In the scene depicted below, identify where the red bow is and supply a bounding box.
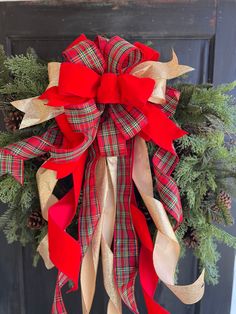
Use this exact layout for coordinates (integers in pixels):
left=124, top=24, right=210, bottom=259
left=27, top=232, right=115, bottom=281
left=40, top=62, right=155, bottom=111
left=40, top=62, right=186, bottom=155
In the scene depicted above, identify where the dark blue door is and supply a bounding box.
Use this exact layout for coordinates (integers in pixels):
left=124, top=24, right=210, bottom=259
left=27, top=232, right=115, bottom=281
left=0, top=1, right=235, bottom=313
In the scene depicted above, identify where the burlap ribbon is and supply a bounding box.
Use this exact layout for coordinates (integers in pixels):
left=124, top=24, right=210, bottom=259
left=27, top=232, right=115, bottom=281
left=132, top=136, right=205, bottom=304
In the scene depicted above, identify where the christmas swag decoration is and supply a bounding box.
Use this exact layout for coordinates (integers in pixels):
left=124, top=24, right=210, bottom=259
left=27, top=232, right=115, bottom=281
left=1, top=34, right=235, bottom=314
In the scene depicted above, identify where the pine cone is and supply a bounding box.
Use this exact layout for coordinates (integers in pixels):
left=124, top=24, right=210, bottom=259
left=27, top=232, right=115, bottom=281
left=27, top=211, right=46, bottom=230
left=183, top=227, right=199, bottom=249
left=210, top=191, right=233, bottom=225
left=4, top=110, right=24, bottom=132
left=217, top=191, right=232, bottom=209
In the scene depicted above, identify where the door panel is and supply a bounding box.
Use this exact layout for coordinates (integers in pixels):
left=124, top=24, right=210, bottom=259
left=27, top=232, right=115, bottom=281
left=0, top=1, right=235, bottom=313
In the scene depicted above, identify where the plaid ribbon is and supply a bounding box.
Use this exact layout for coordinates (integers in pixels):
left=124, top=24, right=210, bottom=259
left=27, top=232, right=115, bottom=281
left=63, top=36, right=105, bottom=75
left=153, top=149, right=182, bottom=223
left=0, top=125, right=62, bottom=183
left=152, top=87, right=183, bottom=223
left=79, top=141, right=100, bottom=255
left=114, top=138, right=139, bottom=313
left=51, top=272, right=69, bottom=314
left=0, top=34, right=186, bottom=314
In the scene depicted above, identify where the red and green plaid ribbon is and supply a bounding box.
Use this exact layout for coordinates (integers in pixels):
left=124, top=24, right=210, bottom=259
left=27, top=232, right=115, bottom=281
left=114, top=138, right=139, bottom=313
left=153, top=87, right=183, bottom=223
left=0, top=125, right=62, bottom=183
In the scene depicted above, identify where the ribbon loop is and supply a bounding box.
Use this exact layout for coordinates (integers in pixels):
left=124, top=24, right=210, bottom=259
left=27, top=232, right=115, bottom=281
left=59, top=62, right=101, bottom=98
left=63, top=36, right=106, bottom=74
left=104, top=36, right=143, bottom=73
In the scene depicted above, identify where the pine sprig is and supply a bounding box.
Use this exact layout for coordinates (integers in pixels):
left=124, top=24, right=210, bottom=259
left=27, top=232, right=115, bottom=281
left=0, top=45, right=10, bottom=89
left=210, top=224, right=236, bottom=249
left=173, top=83, right=236, bottom=284
left=0, top=52, right=48, bottom=99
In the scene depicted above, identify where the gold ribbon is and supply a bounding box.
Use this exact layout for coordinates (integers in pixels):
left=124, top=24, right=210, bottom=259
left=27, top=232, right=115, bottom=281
left=36, top=166, right=58, bottom=269
left=11, top=53, right=193, bottom=129
left=11, top=62, right=63, bottom=129
left=80, top=157, right=121, bottom=314
left=101, top=157, right=122, bottom=314
left=132, top=136, right=205, bottom=304
left=37, top=234, right=54, bottom=270
left=131, top=51, right=194, bottom=104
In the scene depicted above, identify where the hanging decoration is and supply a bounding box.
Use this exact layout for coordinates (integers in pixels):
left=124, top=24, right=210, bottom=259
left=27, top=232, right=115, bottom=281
left=0, top=34, right=210, bottom=314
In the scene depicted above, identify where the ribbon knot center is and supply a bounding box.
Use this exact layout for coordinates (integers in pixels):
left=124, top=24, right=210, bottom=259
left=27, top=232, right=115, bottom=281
left=57, top=62, right=156, bottom=110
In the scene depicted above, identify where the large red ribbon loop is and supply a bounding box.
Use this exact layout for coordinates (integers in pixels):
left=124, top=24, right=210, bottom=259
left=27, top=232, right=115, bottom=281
left=40, top=62, right=155, bottom=111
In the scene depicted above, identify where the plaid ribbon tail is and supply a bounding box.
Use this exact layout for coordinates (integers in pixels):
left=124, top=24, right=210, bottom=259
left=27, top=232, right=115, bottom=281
left=79, top=142, right=101, bottom=255
left=151, top=88, right=185, bottom=224
left=0, top=125, right=62, bottom=184
left=153, top=148, right=183, bottom=224
left=51, top=272, right=69, bottom=314
left=0, top=153, right=24, bottom=184
left=113, top=139, right=139, bottom=314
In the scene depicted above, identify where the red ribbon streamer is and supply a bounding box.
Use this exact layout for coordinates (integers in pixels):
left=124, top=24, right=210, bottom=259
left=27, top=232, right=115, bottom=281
left=44, top=114, right=88, bottom=290
left=131, top=204, right=170, bottom=314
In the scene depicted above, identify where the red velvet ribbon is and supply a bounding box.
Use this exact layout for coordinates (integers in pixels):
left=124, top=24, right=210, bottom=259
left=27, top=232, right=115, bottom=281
left=40, top=62, right=155, bottom=111
left=40, top=62, right=186, bottom=156
left=131, top=204, right=169, bottom=314
left=43, top=114, right=88, bottom=291
left=141, top=103, right=187, bottom=155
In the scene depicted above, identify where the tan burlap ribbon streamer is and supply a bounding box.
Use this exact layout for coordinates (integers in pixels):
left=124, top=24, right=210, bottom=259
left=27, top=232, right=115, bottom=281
left=12, top=62, right=63, bottom=128
left=81, top=157, right=121, bottom=314
left=36, top=167, right=58, bottom=269
left=35, top=159, right=122, bottom=313
left=132, top=136, right=205, bottom=304
left=131, top=51, right=193, bottom=104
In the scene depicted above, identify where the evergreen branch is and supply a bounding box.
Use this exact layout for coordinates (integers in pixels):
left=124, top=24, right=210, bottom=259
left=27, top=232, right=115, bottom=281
left=210, top=225, right=236, bottom=249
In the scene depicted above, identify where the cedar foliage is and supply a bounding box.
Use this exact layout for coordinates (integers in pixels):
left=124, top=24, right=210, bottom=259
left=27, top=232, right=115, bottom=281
left=173, top=82, right=236, bottom=284
left=0, top=46, right=235, bottom=283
